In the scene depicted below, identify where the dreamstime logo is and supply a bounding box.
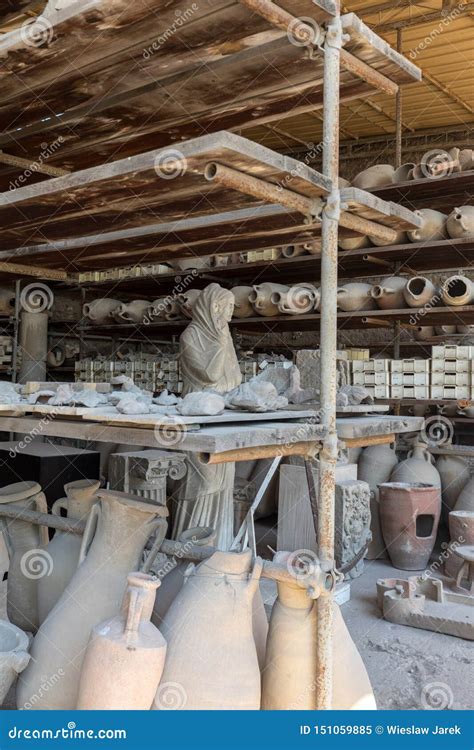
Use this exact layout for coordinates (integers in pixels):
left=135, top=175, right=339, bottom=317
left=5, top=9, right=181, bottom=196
left=286, top=548, right=319, bottom=583
left=421, top=415, right=454, bottom=447
left=421, top=681, right=454, bottom=710
left=154, top=416, right=186, bottom=447
left=20, top=549, right=53, bottom=580
left=155, top=681, right=187, bottom=710
left=22, top=669, right=65, bottom=710
left=20, top=283, right=54, bottom=313
left=284, top=286, right=317, bottom=314
left=20, top=17, right=54, bottom=47
left=287, top=16, right=321, bottom=47
left=154, top=149, right=187, bottom=180
left=419, top=149, right=455, bottom=179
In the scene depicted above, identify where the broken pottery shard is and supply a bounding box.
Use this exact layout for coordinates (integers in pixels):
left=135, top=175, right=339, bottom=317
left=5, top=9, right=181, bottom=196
left=225, top=380, right=288, bottom=412
left=177, top=392, right=225, bottom=416
left=153, top=389, right=181, bottom=406
left=255, top=364, right=316, bottom=404
left=71, top=390, right=108, bottom=408
left=116, top=397, right=151, bottom=415
left=48, top=384, right=74, bottom=405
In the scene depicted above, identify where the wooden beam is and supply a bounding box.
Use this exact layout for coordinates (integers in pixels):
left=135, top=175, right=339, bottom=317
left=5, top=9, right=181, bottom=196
left=0, top=150, right=70, bottom=178
left=0, top=261, right=68, bottom=280
left=365, top=97, right=415, bottom=132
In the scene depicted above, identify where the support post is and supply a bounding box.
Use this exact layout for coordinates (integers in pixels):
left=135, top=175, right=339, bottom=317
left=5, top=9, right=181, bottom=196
left=395, top=29, right=403, bottom=168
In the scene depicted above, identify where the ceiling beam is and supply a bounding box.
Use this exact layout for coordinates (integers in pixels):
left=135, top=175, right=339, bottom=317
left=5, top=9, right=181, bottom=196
left=0, top=150, right=70, bottom=177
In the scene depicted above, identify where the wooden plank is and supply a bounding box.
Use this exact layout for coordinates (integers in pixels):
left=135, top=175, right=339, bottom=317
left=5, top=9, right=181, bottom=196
left=0, top=261, right=68, bottom=280
left=335, top=415, right=423, bottom=439
left=85, top=408, right=318, bottom=426
left=340, top=187, right=422, bottom=229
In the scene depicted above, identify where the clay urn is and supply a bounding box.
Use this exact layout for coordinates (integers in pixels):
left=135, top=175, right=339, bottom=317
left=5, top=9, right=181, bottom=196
left=0, top=620, right=30, bottom=706
left=0, top=287, right=16, bottom=317
left=435, top=454, right=470, bottom=517
left=414, top=326, right=435, bottom=341
left=231, top=286, right=254, bottom=318
left=358, top=443, right=398, bottom=560
left=147, top=297, right=168, bottom=322
left=392, top=163, right=416, bottom=183
left=83, top=298, right=121, bottom=325
left=441, top=274, right=474, bottom=306
left=407, top=209, right=448, bottom=242
left=389, top=442, right=441, bottom=490
left=445, top=510, right=474, bottom=580
left=371, top=276, right=407, bottom=309
left=163, top=298, right=183, bottom=320
left=271, top=284, right=319, bottom=315
left=249, top=283, right=289, bottom=317
left=459, top=148, right=474, bottom=171
left=454, top=476, right=474, bottom=513
left=434, top=325, right=457, bottom=335
left=446, top=206, right=474, bottom=239
left=169, top=256, right=210, bottom=271
left=352, top=164, right=395, bottom=189
left=379, top=482, right=441, bottom=570
left=338, top=235, right=370, bottom=251
left=281, top=244, right=306, bottom=258
left=458, top=405, right=474, bottom=419
left=457, top=325, right=474, bottom=334
left=403, top=276, right=438, bottom=308
left=178, top=289, right=201, bottom=319
left=336, top=282, right=376, bottom=312
left=368, top=230, right=408, bottom=247
left=113, top=300, right=149, bottom=324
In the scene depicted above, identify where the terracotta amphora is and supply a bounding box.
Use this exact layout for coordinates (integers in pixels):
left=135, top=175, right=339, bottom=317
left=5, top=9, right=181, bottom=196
left=371, top=276, right=407, bottom=309
left=17, top=490, right=166, bottom=710
left=338, top=235, right=370, bottom=251
left=352, top=164, right=395, bottom=189
left=392, top=163, right=416, bottom=183
left=408, top=209, right=447, bottom=242
left=435, top=325, right=457, bottom=335
left=446, top=206, right=474, bottom=239
left=281, top=244, right=306, bottom=258
left=369, top=230, right=408, bottom=247
left=435, top=455, right=470, bottom=517
left=337, top=283, right=375, bottom=312
left=83, top=298, right=121, bottom=325
left=231, top=286, right=254, bottom=318
left=414, top=326, right=435, bottom=341
left=403, top=276, right=438, bottom=308
left=249, top=283, right=289, bottom=317
left=162, top=298, right=183, bottom=320
left=441, top=275, right=474, bottom=306
left=272, top=285, right=318, bottom=315
left=0, top=620, right=30, bottom=706
left=454, top=476, right=474, bottom=513
left=389, top=442, right=441, bottom=489
left=379, top=482, right=441, bottom=570
left=0, top=482, right=48, bottom=633
left=261, top=552, right=376, bottom=710
left=457, top=325, right=474, bottom=334
left=153, top=549, right=262, bottom=710
left=358, top=443, right=398, bottom=559
left=445, top=511, right=474, bottom=580
left=113, top=300, right=149, bottom=324
left=37, top=479, right=100, bottom=623
left=459, top=149, right=474, bottom=171
left=177, top=289, right=201, bottom=319
left=76, top=573, right=166, bottom=710
left=0, top=287, right=16, bottom=317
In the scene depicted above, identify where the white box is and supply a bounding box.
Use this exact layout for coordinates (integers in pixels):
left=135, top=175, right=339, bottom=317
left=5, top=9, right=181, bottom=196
left=431, top=371, right=470, bottom=386
left=431, top=358, right=470, bottom=373
left=431, top=385, right=470, bottom=400
left=432, top=345, right=474, bottom=359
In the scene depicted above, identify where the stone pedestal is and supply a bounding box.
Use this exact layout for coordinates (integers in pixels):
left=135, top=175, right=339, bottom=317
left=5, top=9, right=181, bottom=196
left=109, top=450, right=187, bottom=506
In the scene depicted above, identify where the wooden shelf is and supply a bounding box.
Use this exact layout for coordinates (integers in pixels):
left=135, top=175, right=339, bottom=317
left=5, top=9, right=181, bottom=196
left=372, top=170, right=474, bottom=214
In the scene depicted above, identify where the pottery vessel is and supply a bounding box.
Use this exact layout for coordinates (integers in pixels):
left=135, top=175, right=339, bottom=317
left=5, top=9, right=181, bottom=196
left=0, top=482, right=48, bottom=633
left=371, top=276, right=407, bottom=309
left=358, top=443, right=398, bottom=559
left=0, top=620, right=30, bottom=706
left=403, top=276, right=439, bottom=308
left=146, top=297, right=168, bottom=322
left=379, top=482, right=441, bottom=570
left=281, top=244, right=306, bottom=258
left=458, top=406, right=474, bottom=418
left=83, top=298, right=121, bottom=325
left=457, top=325, right=474, bottom=334
left=390, top=442, right=441, bottom=490
left=178, top=289, right=201, bottom=319
left=408, top=209, right=447, bottom=242
left=352, top=164, right=394, bottom=189
left=414, top=326, right=435, bottom=341
left=169, top=256, right=211, bottom=271
left=441, top=274, right=474, bottom=306
left=17, top=490, right=165, bottom=710
left=369, top=230, right=408, bottom=247
left=272, top=285, right=318, bottom=315
left=261, top=552, right=376, bottom=709
left=162, top=298, right=183, bottom=320
left=392, top=163, right=415, bottom=183
left=454, top=477, right=474, bottom=513
left=77, top=573, right=166, bottom=710
left=459, top=148, right=474, bottom=171
left=445, top=511, right=474, bottom=580
left=37, top=479, right=100, bottom=623
left=0, top=287, right=16, bottom=317
left=113, top=300, right=149, bottom=324
left=446, top=206, right=474, bottom=239
left=435, top=455, right=470, bottom=516
left=249, top=283, right=289, bottom=317
left=231, top=286, right=254, bottom=318
left=435, top=325, right=457, bottom=335
left=338, top=235, right=370, bottom=251
left=337, top=283, right=375, bottom=312
left=154, top=550, right=262, bottom=710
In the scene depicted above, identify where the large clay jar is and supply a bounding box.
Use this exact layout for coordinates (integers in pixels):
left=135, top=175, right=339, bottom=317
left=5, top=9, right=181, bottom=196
left=435, top=325, right=457, bottom=335
left=272, top=285, right=318, bottom=315
left=352, top=164, right=394, bottom=189
left=0, top=287, right=16, bottom=317
left=162, top=298, right=182, bottom=320
left=446, top=206, right=474, bottom=239
left=146, top=297, right=168, bottom=322
left=358, top=443, right=398, bottom=559
left=17, top=490, right=165, bottom=710
left=0, top=482, right=48, bottom=633
left=337, top=283, right=375, bottom=312
left=403, top=276, right=438, bottom=308
left=261, top=552, right=376, bottom=710
left=83, top=298, right=121, bottom=325
left=408, top=209, right=447, bottom=242
left=392, top=163, right=415, bottom=183
left=37, top=479, right=100, bottom=623
left=153, top=550, right=262, bottom=710
left=445, top=511, right=474, bottom=580
left=454, top=477, right=474, bottom=513
left=231, top=286, right=254, bottom=318
left=389, top=442, right=441, bottom=490
left=281, top=244, right=306, bottom=258
left=0, top=620, right=30, bottom=706
left=379, top=482, right=441, bottom=570
left=369, top=230, right=408, bottom=247
left=338, top=235, right=370, bottom=251
left=414, top=326, right=435, bottom=341
left=77, top=573, right=166, bottom=710
left=441, top=274, right=474, bottom=306
left=457, top=325, right=474, bottom=334
left=371, top=276, right=407, bottom=309
left=249, top=283, right=289, bottom=317
left=113, top=300, right=149, bottom=324
left=178, top=289, right=201, bottom=319
left=435, top=455, right=470, bottom=517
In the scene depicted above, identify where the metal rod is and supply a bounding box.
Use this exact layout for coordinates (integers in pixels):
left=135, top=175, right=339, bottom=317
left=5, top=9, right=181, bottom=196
left=362, top=253, right=393, bottom=269
left=342, top=433, right=396, bottom=449
left=339, top=212, right=398, bottom=243
left=0, top=504, right=86, bottom=534
left=339, top=49, right=398, bottom=96
left=198, top=440, right=320, bottom=465
left=238, top=0, right=315, bottom=44
left=361, top=316, right=393, bottom=327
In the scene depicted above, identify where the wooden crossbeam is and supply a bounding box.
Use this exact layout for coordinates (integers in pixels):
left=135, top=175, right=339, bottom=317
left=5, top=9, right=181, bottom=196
left=0, top=150, right=70, bottom=178
left=0, top=261, right=68, bottom=281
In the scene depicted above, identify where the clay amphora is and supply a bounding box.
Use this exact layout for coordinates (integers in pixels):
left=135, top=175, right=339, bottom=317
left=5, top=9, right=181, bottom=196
left=37, top=479, right=100, bottom=623
left=177, top=289, right=201, bottom=319
left=379, top=482, right=441, bottom=570
left=445, top=511, right=474, bottom=580
left=358, top=443, right=398, bottom=559
left=113, top=300, right=149, bottom=324
left=389, top=442, right=441, bottom=489
left=83, top=298, right=121, bottom=325
left=0, top=287, right=16, bottom=317
left=459, top=148, right=474, bottom=171
left=231, top=286, right=254, bottom=318
left=408, top=209, right=447, bottom=242
left=435, top=455, right=470, bottom=516
left=458, top=406, right=474, bottom=419
left=169, top=256, right=210, bottom=271
left=371, top=276, right=407, bottom=309
left=352, top=164, right=395, bottom=189
left=261, top=552, right=376, bottom=710
left=154, top=550, right=262, bottom=710
left=435, top=325, right=457, bottom=335
left=457, top=325, right=474, bottom=334
left=338, top=235, right=370, bottom=251
left=162, top=298, right=182, bottom=320
left=77, top=573, right=166, bottom=710
left=249, top=283, right=289, bottom=317
left=0, top=620, right=30, bottom=706
left=272, top=285, right=318, bottom=315
left=403, top=276, right=438, bottom=308
left=414, top=326, right=435, bottom=341
left=336, top=283, right=375, bottom=312
left=441, top=274, right=474, bottom=306
left=0, top=482, right=48, bottom=633
left=369, top=230, right=408, bottom=247
left=446, top=206, right=474, bottom=239
left=454, top=476, right=474, bottom=513
left=281, top=244, right=306, bottom=258
left=392, top=163, right=415, bottom=183
left=17, top=490, right=165, bottom=710
left=146, top=297, right=168, bottom=322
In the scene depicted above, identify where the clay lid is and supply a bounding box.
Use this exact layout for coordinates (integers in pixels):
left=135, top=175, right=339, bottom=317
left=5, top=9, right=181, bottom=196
left=0, top=481, right=42, bottom=503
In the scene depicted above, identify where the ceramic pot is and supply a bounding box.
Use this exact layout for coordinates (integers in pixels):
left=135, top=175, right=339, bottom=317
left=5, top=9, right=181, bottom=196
left=47, top=344, right=66, bottom=368
left=337, top=283, right=375, bottom=312
left=169, top=256, right=211, bottom=271
left=358, top=444, right=398, bottom=560
left=146, top=297, right=168, bottom=322
left=338, top=235, right=370, bottom=251
left=154, top=550, right=262, bottom=710
left=371, top=276, right=407, bottom=309
left=281, top=245, right=306, bottom=258
left=439, top=403, right=459, bottom=417
left=454, top=477, right=474, bottom=513
left=392, top=163, right=416, bottom=183
left=77, top=573, right=166, bottom=710
left=271, top=285, right=318, bottom=315
left=178, top=289, right=201, bottom=319
left=441, top=275, right=474, bottom=306
left=17, top=490, right=165, bottom=710
left=249, top=283, right=289, bottom=317
left=446, top=206, right=474, bottom=239
left=0, top=482, right=48, bottom=633
left=457, top=325, right=474, bottom=334
left=0, top=287, right=16, bottom=317
left=112, top=300, right=149, bottom=324
left=83, top=298, right=121, bottom=325
left=379, top=482, right=441, bottom=570
left=162, top=298, right=183, bottom=320
left=352, top=164, right=395, bottom=189
left=403, top=276, right=438, bottom=308
left=435, top=455, right=470, bottom=517
left=458, top=406, right=474, bottom=418
left=390, top=442, right=441, bottom=489
left=37, top=479, right=100, bottom=623
left=261, top=552, right=376, bottom=709
left=231, top=286, right=254, bottom=318
left=445, top=511, right=474, bottom=580
left=368, top=230, right=408, bottom=247
left=408, top=209, right=447, bottom=242
left=435, top=325, right=457, bottom=335
left=414, top=326, right=435, bottom=341
left=0, top=620, right=30, bottom=706
left=459, top=148, right=474, bottom=171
